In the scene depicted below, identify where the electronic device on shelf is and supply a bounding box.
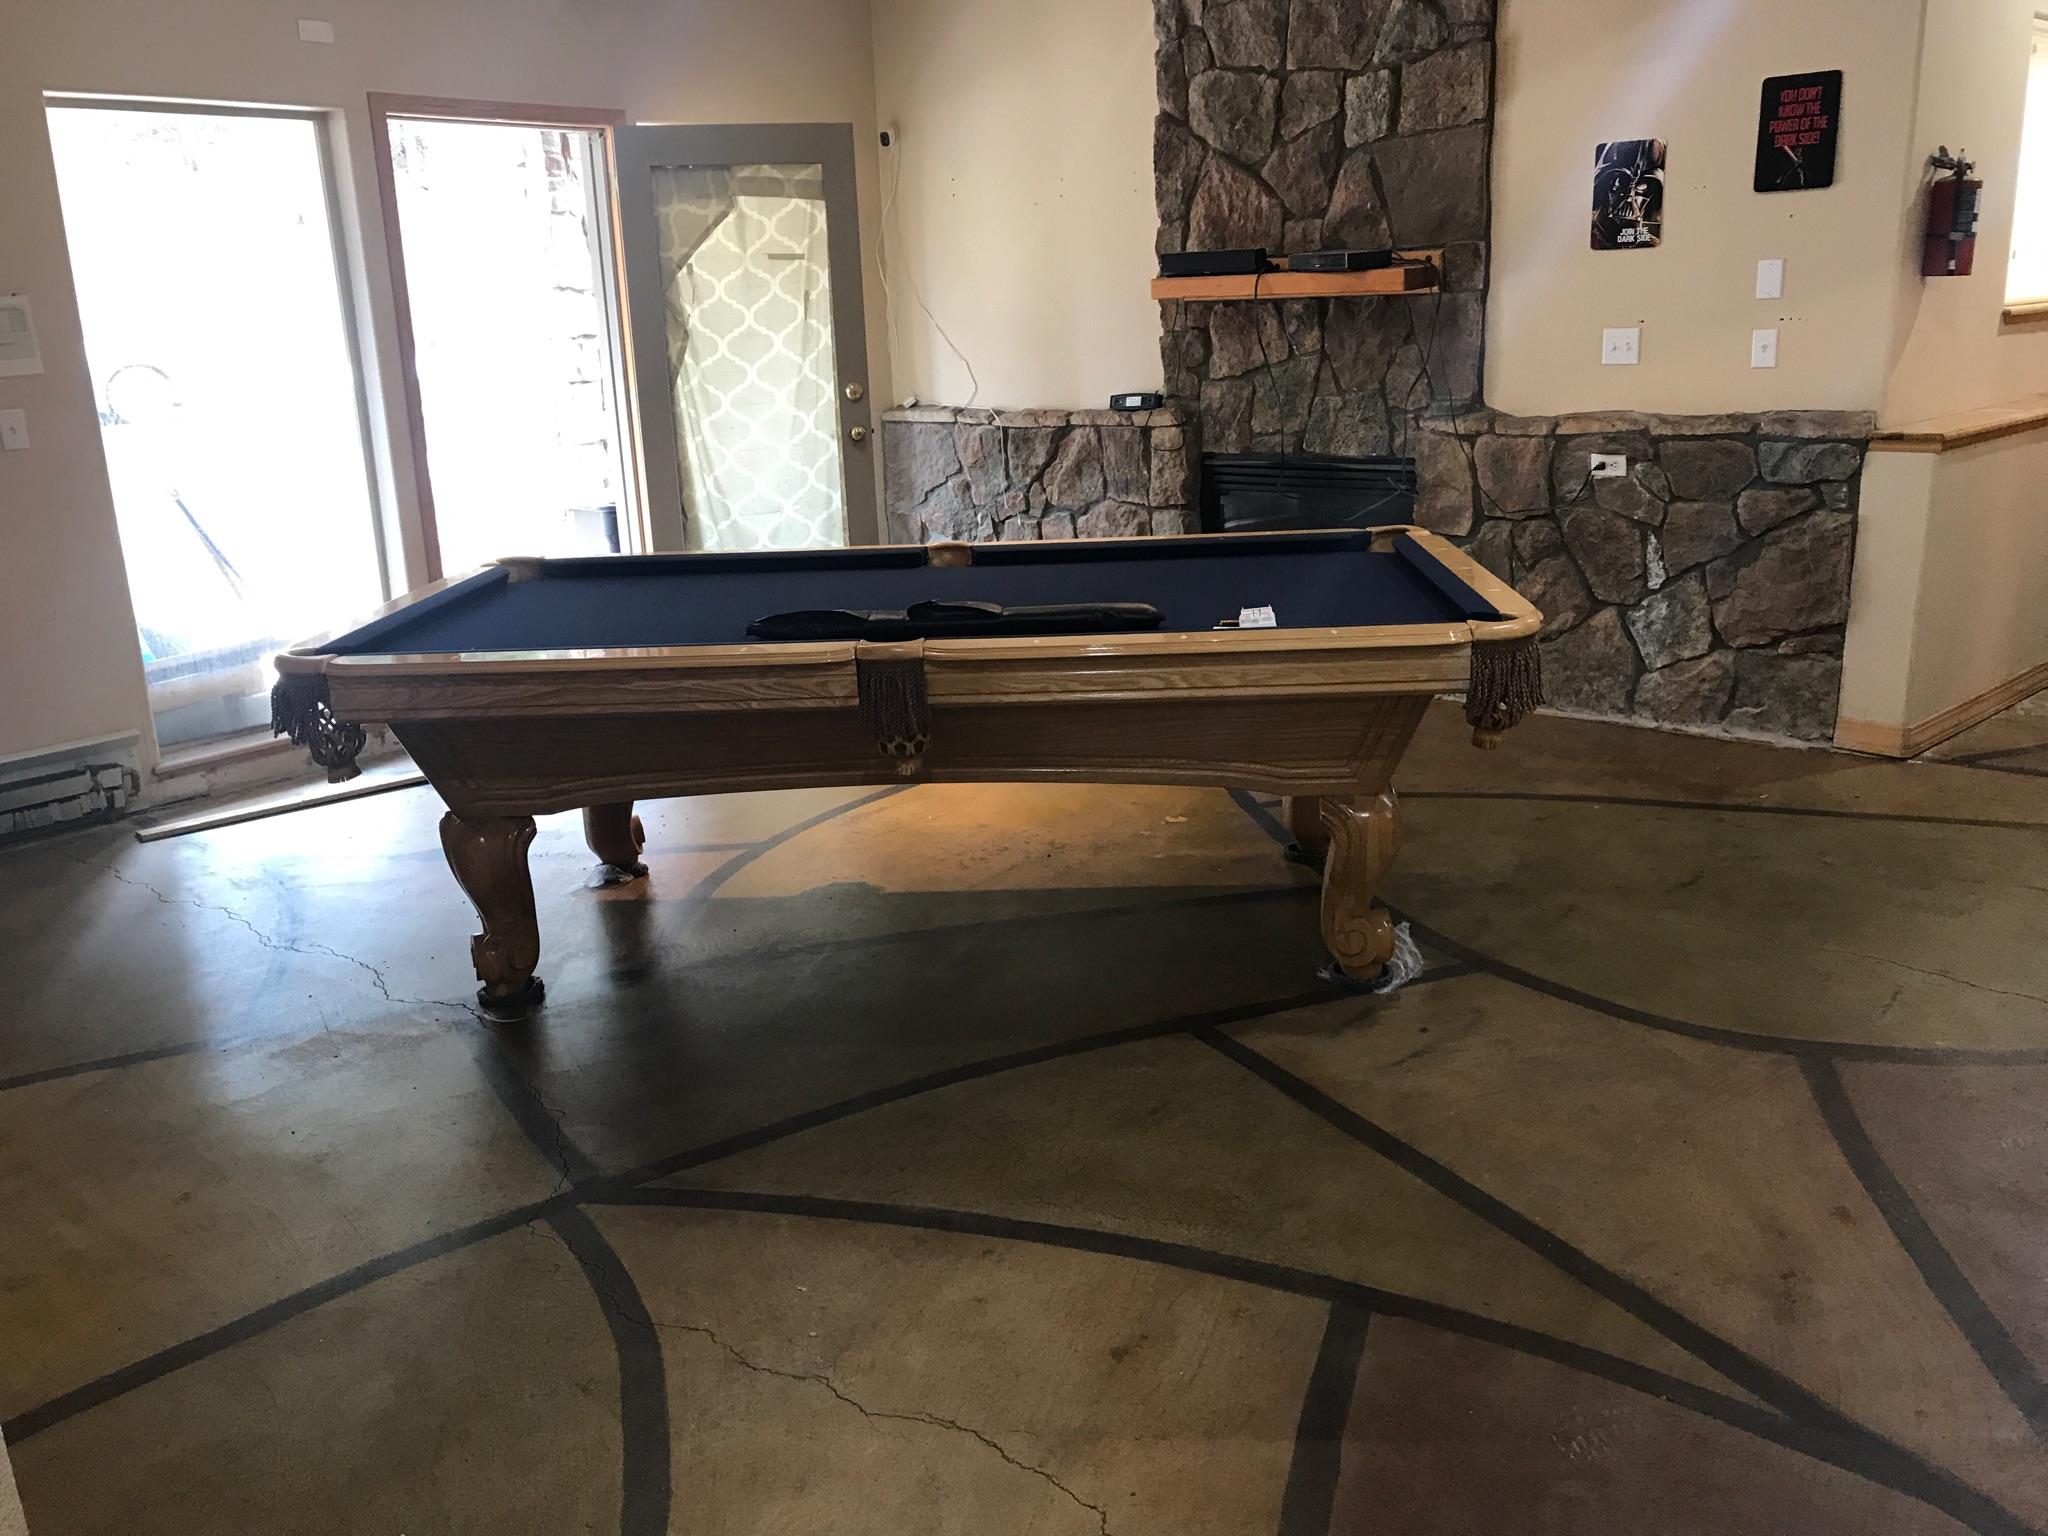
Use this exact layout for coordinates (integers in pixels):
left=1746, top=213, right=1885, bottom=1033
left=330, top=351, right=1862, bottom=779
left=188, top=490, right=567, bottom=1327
left=1110, top=392, right=1165, bottom=412
left=1158, top=248, right=1270, bottom=278
left=1285, top=249, right=1398, bottom=273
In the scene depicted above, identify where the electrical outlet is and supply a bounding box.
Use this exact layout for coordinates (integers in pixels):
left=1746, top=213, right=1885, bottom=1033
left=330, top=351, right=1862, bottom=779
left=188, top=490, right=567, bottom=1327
left=0, top=409, right=26, bottom=451
left=1601, top=327, right=1640, bottom=366
left=1589, top=453, right=1627, bottom=479
left=1756, top=258, right=1785, bottom=299
left=1751, top=328, right=1779, bottom=369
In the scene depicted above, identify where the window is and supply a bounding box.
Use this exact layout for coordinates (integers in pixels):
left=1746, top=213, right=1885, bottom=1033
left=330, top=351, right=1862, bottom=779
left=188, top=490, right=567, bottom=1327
left=2005, top=17, right=2048, bottom=304
left=46, top=100, right=386, bottom=750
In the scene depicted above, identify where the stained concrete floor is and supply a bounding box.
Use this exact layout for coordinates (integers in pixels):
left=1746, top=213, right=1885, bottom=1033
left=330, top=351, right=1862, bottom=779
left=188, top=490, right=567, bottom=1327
left=3, top=699, right=2047, bottom=1534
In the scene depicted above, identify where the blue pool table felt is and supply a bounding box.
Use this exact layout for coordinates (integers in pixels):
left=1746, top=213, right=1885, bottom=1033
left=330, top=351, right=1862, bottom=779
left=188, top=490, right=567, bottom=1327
left=328, top=532, right=1502, bottom=657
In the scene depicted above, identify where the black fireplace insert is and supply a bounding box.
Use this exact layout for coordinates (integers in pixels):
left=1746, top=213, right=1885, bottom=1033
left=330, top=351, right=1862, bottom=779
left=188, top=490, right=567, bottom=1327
left=1199, top=452, right=1417, bottom=534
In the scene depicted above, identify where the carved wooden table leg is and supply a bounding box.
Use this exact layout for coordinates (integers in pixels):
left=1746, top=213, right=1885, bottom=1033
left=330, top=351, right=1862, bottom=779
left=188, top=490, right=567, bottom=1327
left=1286, top=795, right=1331, bottom=868
left=439, top=812, right=544, bottom=1016
left=1318, top=791, right=1402, bottom=982
left=582, top=801, right=648, bottom=879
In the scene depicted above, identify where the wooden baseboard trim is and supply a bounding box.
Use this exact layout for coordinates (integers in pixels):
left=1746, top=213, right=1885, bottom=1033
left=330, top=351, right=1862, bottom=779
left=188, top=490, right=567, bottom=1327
left=1835, top=659, right=2048, bottom=757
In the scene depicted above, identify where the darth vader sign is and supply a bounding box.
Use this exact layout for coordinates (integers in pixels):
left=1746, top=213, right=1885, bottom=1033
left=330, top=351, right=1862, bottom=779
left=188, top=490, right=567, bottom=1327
left=1591, top=139, right=1666, bottom=250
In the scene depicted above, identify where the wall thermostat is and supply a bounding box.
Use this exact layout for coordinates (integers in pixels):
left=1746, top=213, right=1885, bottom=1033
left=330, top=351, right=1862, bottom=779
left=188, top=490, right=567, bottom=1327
left=1110, top=392, right=1164, bottom=412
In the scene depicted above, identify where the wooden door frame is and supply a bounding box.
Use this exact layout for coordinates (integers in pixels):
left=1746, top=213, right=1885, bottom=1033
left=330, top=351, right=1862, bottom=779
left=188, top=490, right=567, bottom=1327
left=613, top=122, right=878, bottom=552
left=367, top=94, right=632, bottom=583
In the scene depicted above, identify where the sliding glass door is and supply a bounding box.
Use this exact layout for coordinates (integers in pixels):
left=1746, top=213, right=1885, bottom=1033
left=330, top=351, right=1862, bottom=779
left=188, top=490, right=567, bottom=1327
left=371, top=99, right=640, bottom=576
left=46, top=100, right=385, bottom=750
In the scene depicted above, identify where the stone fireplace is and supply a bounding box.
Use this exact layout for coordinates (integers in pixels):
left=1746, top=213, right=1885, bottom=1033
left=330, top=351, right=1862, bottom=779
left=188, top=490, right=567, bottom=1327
left=881, top=0, right=1872, bottom=743
left=1154, top=0, right=1491, bottom=451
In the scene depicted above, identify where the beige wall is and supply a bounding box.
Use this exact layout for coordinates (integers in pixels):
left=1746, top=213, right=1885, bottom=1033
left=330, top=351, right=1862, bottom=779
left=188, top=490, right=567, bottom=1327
left=1880, top=0, right=2048, bottom=423
left=869, top=0, right=1158, bottom=412
left=0, top=0, right=885, bottom=764
left=1841, top=436, right=2048, bottom=735
left=1841, top=0, right=2048, bottom=746
left=861, top=0, right=2048, bottom=423
left=1488, top=0, right=1924, bottom=415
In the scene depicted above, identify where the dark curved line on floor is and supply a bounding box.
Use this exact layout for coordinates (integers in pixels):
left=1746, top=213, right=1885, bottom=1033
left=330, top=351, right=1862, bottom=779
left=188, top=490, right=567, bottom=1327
left=586, top=986, right=1341, bottom=1193
left=1399, top=911, right=2048, bottom=1067
left=593, top=1186, right=2031, bottom=1536
left=1186, top=1034, right=2032, bottom=1536
left=0, top=985, right=1339, bottom=1448
left=0, top=1196, right=567, bottom=1446
left=1399, top=787, right=2048, bottom=834
left=1226, top=786, right=2048, bottom=1066
left=1228, top=788, right=1293, bottom=845
left=546, top=1207, right=672, bottom=1536
left=0, top=1040, right=214, bottom=1094
left=1801, top=1059, right=2048, bottom=1437
left=592, top=1185, right=1762, bottom=1406
left=1198, top=1028, right=1845, bottom=1421
left=1942, top=740, right=2048, bottom=768
left=1277, top=1304, right=1369, bottom=1536
left=679, top=786, right=913, bottom=906
left=473, top=1034, right=605, bottom=1187
left=1947, top=759, right=2048, bottom=781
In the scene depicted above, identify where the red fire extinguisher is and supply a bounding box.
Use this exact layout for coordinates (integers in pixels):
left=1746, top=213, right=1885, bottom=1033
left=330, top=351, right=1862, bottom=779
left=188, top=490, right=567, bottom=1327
left=1922, top=146, right=1981, bottom=277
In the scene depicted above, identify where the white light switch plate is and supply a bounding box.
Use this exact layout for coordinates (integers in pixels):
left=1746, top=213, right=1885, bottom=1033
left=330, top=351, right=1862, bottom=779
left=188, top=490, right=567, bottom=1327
left=1756, top=258, right=1785, bottom=300
left=297, top=17, right=335, bottom=42
left=1751, top=328, right=1779, bottom=369
left=1601, top=327, right=1640, bottom=366
left=0, top=409, right=28, bottom=450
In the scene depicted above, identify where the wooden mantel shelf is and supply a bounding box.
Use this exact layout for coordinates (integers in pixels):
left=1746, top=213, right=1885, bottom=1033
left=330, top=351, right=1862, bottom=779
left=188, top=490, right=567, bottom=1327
left=1151, top=251, right=1442, bottom=302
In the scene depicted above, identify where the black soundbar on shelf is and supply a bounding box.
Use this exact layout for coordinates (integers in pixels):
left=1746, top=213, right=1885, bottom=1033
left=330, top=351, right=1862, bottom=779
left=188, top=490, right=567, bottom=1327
left=1158, top=249, right=1269, bottom=278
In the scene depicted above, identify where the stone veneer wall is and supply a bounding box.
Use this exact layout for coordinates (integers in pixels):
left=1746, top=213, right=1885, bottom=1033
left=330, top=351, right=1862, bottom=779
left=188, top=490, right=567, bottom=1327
left=1416, top=409, right=1871, bottom=740
left=1154, top=0, right=1493, bottom=450
left=882, top=407, right=1197, bottom=542
left=874, top=0, right=1874, bottom=744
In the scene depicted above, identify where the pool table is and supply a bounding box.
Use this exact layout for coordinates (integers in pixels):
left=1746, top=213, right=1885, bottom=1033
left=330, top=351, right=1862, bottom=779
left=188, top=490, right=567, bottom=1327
left=274, top=527, right=1542, bottom=1014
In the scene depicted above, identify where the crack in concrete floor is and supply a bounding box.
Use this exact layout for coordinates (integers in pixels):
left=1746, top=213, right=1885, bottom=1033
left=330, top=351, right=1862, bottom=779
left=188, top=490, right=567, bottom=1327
left=75, top=848, right=592, bottom=1196
left=1677, top=909, right=2048, bottom=1011
left=663, top=1311, right=1116, bottom=1536
left=532, top=1217, right=1116, bottom=1536
left=73, top=850, right=477, bottom=1017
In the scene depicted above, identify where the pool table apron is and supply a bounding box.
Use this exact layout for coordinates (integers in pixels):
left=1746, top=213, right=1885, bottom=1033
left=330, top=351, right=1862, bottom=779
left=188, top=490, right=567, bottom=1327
left=326, top=627, right=1472, bottom=815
